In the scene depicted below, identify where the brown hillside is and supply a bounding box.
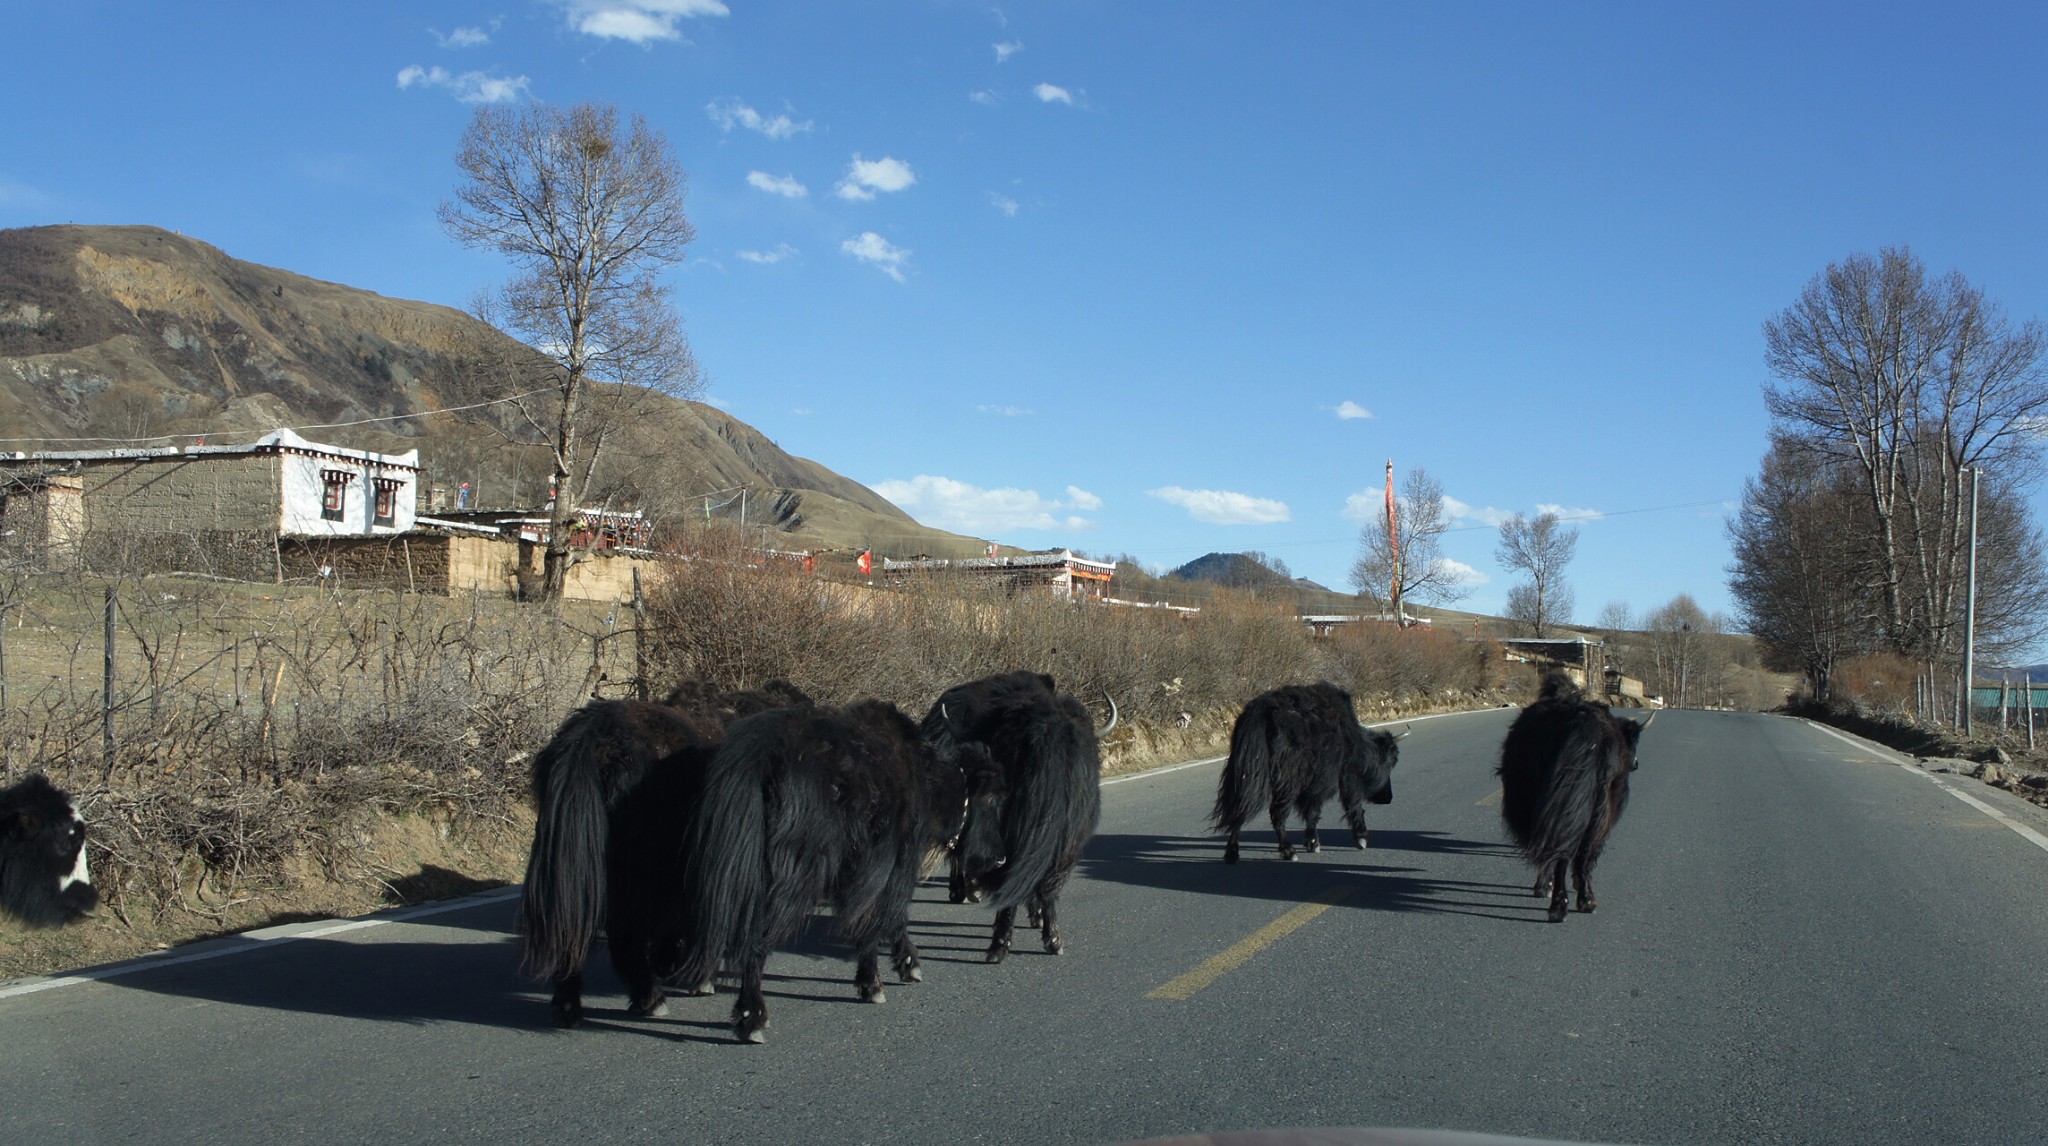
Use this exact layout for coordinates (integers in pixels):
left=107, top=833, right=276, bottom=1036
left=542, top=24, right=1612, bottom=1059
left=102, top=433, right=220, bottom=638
left=0, top=224, right=986, bottom=556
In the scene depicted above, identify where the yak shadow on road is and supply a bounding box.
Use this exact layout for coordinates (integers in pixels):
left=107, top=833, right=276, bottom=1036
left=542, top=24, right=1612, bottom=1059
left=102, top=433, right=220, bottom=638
left=1077, top=831, right=1549, bottom=923
left=94, top=898, right=929, bottom=1043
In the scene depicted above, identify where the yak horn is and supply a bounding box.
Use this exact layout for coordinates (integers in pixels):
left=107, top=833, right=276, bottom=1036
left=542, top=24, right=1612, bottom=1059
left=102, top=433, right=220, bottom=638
left=1096, top=690, right=1119, bottom=738
left=1393, top=725, right=1413, bottom=741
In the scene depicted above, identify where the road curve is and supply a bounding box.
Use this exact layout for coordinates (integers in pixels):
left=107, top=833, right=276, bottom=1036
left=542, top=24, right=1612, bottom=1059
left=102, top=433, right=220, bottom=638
left=5, top=708, right=2047, bottom=1145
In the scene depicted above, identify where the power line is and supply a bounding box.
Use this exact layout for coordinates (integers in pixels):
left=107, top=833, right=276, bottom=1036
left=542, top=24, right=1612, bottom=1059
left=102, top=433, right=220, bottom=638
left=0, top=387, right=558, bottom=447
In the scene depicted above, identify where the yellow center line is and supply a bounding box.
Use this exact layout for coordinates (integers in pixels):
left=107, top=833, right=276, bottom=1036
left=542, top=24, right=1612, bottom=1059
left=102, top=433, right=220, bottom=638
left=1146, top=884, right=1352, bottom=1001
left=1477, top=787, right=1502, bottom=805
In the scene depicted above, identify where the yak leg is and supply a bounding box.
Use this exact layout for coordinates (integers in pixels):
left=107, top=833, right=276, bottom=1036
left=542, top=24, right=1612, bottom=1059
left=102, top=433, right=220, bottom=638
left=609, top=915, right=668, bottom=1019
left=733, top=949, right=769, bottom=1043
left=986, top=904, right=1018, bottom=964
left=1299, top=799, right=1323, bottom=854
left=1572, top=842, right=1600, bottom=915
left=853, top=943, right=888, bottom=1004
left=1341, top=788, right=1372, bottom=850
left=549, top=970, right=586, bottom=1028
left=1035, top=870, right=1074, bottom=955
left=1270, top=799, right=1297, bottom=860
left=1546, top=860, right=1570, bottom=924
left=1223, top=824, right=1244, bottom=865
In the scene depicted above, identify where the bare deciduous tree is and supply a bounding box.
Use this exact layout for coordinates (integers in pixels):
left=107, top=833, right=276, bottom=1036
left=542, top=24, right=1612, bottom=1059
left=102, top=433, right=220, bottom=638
left=1642, top=594, right=1726, bottom=709
left=1496, top=511, right=1577, bottom=636
left=1727, top=439, right=1876, bottom=701
left=440, top=101, right=700, bottom=600
left=1351, top=467, right=1472, bottom=614
left=1762, top=246, right=2048, bottom=662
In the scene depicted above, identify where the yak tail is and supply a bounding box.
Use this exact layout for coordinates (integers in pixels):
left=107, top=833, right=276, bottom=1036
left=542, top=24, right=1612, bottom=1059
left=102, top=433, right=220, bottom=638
left=673, top=741, right=774, bottom=989
left=980, top=708, right=1101, bottom=912
left=1523, top=719, right=1607, bottom=868
left=517, top=710, right=615, bottom=982
left=1210, top=712, right=1273, bottom=834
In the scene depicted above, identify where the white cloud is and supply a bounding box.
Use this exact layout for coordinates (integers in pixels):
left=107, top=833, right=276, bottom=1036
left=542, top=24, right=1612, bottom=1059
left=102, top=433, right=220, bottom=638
left=1147, top=486, right=1291, bottom=526
left=978, top=404, right=1035, bottom=417
left=988, top=193, right=1019, bottom=217
left=706, top=98, right=813, bottom=140
left=1033, top=83, right=1074, bottom=104
left=1436, top=558, right=1489, bottom=586
left=559, top=0, right=728, bottom=44
left=737, top=243, right=798, bottom=265
left=872, top=475, right=1099, bottom=533
left=970, top=90, right=999, bottom=106
left=396, top=65, right=531, bottom=103
left=1335, top=401, right=1373, bottom=420
left=746, top=170, right=807, bottom=197
left=1443, top=495, right=1513, bottom=528
left=842, top=232, right=911, bottom=282
left=995, top=40, right=1023, bottom=62
left=1536, top=503, right=1605, bottom=522
left=836, top=155, right=917, bottom=201
left=432, top=25, right=492, bottom=48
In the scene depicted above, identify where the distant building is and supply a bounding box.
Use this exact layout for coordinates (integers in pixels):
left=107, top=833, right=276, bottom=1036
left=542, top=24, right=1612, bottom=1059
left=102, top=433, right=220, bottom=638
left=879, top=549, right=1115, bottom=599
left=0, top=428, right=418, bottom=577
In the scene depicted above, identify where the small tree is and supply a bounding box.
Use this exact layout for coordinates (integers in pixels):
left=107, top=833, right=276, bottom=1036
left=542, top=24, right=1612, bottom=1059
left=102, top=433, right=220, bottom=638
left=1496, top=511, right=1578, bottom=636
left=440, top=101, right=699, bottom=600
left=1350, top=467, right=1472, bottom=614
left=1642, top=594, right=1725, bottom=708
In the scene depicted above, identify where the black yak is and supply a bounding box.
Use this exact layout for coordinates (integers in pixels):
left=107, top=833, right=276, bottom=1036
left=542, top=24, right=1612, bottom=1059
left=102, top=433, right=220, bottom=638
left=1211, top=682, right=1399, bottom=864
left=674, top=700, right=973, bottom=1043
left=1497, top=671, right=1643, bottom=923
left=662, top=678, right=812, bottom=726
left=518, top=699, right=722, bottom=1026
left=0, top=773, right=97, bottom=927
left=517, top=682, right=812, bottom=1027
left=921, top=671, right=1110, bottom=963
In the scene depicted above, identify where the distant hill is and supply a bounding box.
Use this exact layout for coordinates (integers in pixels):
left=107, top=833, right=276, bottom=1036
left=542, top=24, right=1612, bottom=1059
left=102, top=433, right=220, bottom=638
left=0, top=224, right=991, bottom=558
left=1168, top=551, right=1333, bottom=594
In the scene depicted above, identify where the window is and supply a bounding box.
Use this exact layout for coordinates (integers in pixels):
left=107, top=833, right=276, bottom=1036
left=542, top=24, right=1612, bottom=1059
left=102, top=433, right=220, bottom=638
left=372, top=478, right=402, bottom=526
left=320, top=470, right=354, bottom=522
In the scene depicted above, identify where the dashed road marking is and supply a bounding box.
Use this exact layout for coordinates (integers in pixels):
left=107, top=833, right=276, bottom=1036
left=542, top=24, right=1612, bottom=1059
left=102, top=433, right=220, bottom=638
left=1146, top=884, right=1352, bottom=1001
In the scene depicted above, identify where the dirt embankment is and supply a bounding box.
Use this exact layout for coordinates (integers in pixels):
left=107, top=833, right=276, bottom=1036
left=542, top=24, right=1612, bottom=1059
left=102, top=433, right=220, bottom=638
left=1787, top=699, right=2048, bottom=810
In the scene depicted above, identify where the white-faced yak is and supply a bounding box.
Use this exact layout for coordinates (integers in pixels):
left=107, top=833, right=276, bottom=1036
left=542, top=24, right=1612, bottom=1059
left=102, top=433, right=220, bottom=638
left=1497, top=671, right=1643, bottom=923
left=1211, top=682, right=1399, bottom=864
left=674, top=700, right=973, bottom=1044
left=921, top=671, right=1111, bottom=963
left=0, top=773, right=97, bottom=926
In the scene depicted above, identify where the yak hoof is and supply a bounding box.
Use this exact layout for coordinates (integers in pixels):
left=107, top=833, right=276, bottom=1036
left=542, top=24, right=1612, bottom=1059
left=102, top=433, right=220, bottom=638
left=1044, top=935, right=1064, bottom=955
left=628, top=998, right=669, bottom=1019
left=985, top=946, right=1010, bottom=965
left=1281, top=851, right=1298, bottom=862
left=742, top=1027, right=767, bottom=1044
left=904, top=964, right=924, bottom=983
left=685, top=979, right=716, bottom=997
left=1547, top=902, right=1568, bottom=924
left=862, top=987, right=887, bottom=1004
left=550, top=1005, right=583, bottom=1029
left=1222, top=851, right=1239, bottom=865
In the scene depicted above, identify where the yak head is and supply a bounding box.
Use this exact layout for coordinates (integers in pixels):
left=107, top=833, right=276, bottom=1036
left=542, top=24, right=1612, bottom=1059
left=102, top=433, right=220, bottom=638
left=1, top=775, right=98, bottom=928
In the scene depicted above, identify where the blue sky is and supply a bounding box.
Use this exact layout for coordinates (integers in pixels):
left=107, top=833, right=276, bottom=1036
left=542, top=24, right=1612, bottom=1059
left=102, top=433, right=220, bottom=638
left=9, top=2, right=2048, bottom=631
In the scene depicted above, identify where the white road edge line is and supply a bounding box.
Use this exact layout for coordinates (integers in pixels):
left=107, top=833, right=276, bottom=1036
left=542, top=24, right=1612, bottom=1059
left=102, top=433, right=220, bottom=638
left=0, top=887, right=523, bottom=1002
left=1804, top=719, right=2048, bottom=857
left=1100, top=706, right=1501, bottom=787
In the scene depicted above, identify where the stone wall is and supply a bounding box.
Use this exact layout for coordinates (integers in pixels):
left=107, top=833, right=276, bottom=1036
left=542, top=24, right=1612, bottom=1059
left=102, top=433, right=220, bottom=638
left=278, top=532, right=660, bottom=601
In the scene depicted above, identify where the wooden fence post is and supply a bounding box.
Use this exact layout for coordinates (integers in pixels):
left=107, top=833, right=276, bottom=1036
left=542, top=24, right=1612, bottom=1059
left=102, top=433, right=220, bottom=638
left=103, top=586, right=116, bottom=773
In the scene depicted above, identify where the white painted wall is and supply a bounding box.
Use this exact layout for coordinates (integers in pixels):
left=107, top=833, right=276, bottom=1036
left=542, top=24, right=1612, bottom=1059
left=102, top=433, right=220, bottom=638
left=271, top=430, right=419, bottom=538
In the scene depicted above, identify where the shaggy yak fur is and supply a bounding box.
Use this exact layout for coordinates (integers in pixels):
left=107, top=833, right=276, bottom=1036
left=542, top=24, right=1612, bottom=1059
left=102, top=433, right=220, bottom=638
left=517, top=682, right=812, bottom=1028
left=1497, top=672, right=1643, bottom=923
left=921, top=671, right=1106, bottom=963
left=1211, top=682, right=1398, bottom=863
left=674, top=700, right=972, bottom=1043
left=0, top=773, right=97, bottom=927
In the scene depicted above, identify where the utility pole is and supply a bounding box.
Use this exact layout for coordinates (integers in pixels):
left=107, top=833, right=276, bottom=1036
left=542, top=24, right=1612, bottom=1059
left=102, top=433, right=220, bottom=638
left=1964, top=466, right=1980, bottom=736
left=1384, top=459, right=1404, bottom=626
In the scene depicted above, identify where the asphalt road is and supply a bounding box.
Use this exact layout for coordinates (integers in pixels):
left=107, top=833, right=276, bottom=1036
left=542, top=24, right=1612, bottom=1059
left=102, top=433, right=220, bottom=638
left=6, top=708, right=2048, bottom=1146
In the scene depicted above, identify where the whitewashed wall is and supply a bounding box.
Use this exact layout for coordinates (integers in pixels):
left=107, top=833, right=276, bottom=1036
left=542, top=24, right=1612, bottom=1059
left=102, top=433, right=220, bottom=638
left=273, top=430, right=419, bottom=537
